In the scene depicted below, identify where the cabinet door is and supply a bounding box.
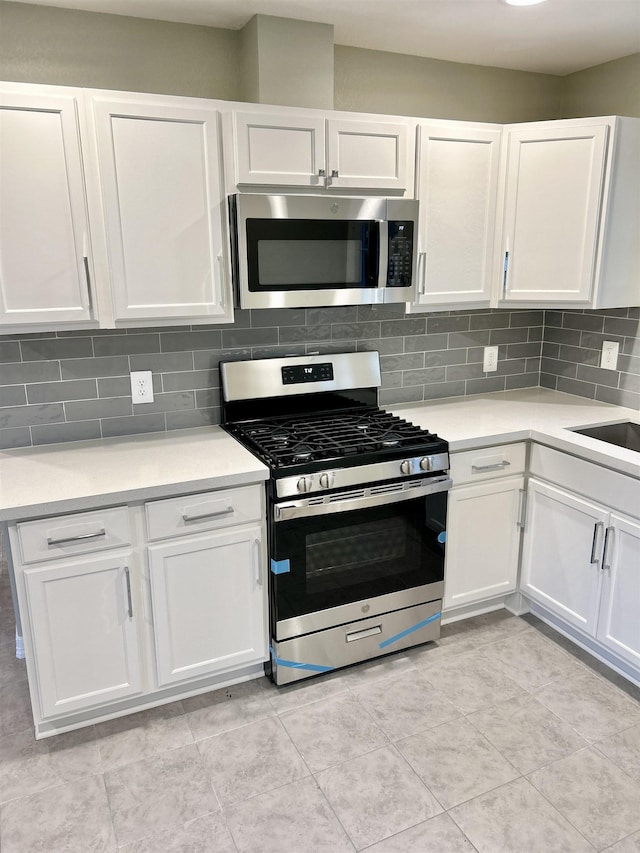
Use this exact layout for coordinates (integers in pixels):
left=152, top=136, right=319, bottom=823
left=0, top=88, right=94, bottom=327
left=500, top=123, right=608, bottom=304
left=596, top=513, right=640, bottom=669
left=520, top=479, right=606, bottom=633
left=444, top=476, right=524, bottom=610
left=326, top=119, right=411, bottom=191
left=233, top=111, right=326, bottom=187
left=148, top=525, right=267, bottom=687
left=88, top=95, right=231, bottom=322
left=413, top=124, right=501, bottom=307
left=23, top=552, right=141, bottom=718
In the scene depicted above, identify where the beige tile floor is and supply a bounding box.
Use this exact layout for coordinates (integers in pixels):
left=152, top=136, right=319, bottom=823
left=1, top=560, right=640, bottom=853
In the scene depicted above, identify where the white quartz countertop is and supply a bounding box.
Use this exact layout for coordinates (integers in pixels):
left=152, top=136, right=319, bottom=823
left=391, top=387, right=640, bottom=479
left=0, top=426, right=269, bottom=522
left=1, top=388, right=639, bottom=523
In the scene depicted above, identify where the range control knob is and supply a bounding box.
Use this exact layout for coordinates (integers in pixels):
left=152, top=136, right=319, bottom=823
left=420, top=456, right=433, bottom=472
left=400, top=459, right=413, bottom=476
left=319, top=472, right=335, bottom=489
left=296, top=476, right=314, bottom=493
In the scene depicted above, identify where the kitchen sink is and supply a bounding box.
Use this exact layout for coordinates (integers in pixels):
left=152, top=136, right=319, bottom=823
left=571, top=421, right=640, bottom=452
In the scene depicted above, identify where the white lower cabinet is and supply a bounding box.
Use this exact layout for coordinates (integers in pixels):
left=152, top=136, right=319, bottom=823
left=148, top=525, right=266, bottom=686
left=444, top=476, right=524, bottom=610
left=521, top=445, right=640, bottom=680
left=444, top=443, right=526, bottom=615
left=520, top=480, right=606, bottom=632
left=596, top=513, right=640, bottom=670
left=23, top=551, right=142, bottom=719
left=8, top=482, right=268, bottom=736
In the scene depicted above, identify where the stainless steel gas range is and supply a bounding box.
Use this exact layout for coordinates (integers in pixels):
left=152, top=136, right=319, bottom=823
left=220, top=351, right=451, bottom=685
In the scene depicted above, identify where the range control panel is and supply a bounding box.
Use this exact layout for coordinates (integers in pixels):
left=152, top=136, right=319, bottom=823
left=282, top=363, right=334, bottom=385
left=386, top=221, right=414, bottom=287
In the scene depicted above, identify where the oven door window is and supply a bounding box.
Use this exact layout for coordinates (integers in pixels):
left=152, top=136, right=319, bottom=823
left=271, top=493, right=446, bottom=622
left=246, top=219, right=380, bottom=291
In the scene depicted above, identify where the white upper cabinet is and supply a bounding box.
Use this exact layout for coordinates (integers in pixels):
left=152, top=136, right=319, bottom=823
left=0, top=86, right=96, bottom=329
left=497, top=116, right=640, bottom=308
left=325, top=118, right=410, bottom=192
left=230, top=109, right=414, bottom=194
left=85, top=93, right=232, bottom=324
left=410, top=122, right=501, bottom=310
left=232, top=111, right=327, bottom=188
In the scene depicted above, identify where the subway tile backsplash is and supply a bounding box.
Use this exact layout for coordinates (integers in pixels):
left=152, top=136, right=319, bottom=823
left=0, top=305, right=638, bottom=450
left=540, top=307, right=640, bottom=409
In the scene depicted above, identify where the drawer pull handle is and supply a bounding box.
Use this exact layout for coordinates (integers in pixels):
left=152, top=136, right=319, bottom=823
left=47, top=529, right=106, bottom=546
left=346, top=625, right=382, bottom=643
left=124, top=566, right=133, bottom=619
left=590, top=521, right=604, bottom=565
left=182, top=507, right=234, bottom=523
left=471, top=461, right=511, bottom=472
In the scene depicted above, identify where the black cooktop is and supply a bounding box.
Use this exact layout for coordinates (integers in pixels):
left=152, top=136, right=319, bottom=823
left=225, top=407, right=445, bottom=470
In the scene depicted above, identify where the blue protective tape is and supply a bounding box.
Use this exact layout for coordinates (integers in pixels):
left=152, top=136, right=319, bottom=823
left=270, top=647, right=334, bottom=673
left=378, top=611, right=441, bottom=649
left=271, top=558, right=291, bottom=575
left=437, top=531, right=447, bottom=544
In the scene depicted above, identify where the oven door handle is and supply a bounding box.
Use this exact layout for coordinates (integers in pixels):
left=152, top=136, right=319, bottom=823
left=274, top=477, right=452, bottom=522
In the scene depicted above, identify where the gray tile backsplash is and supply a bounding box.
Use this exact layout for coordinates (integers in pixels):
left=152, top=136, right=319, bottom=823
left=0, top=304, right=637, bottom=450
left=540, top=308, right=640, bottom=409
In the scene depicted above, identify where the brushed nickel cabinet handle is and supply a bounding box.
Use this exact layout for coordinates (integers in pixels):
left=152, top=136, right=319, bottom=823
left=83, top=256, right=93, bottom=312
left=471, top=461, right=511, bottom=472
left=47, top=529, right=106, bottom=546
left=182, top=507, right=234, bottom=522
left=124, top=566, right=133, bottom=619
left=502, top=249, right=510, bottom=297
left=601, top=525, right=614, bottom=571
left=590, top=521, right=604, bottom=565
left=254, top=539, right=263, bottom=586
left=517, top=488, right=527, bottom=529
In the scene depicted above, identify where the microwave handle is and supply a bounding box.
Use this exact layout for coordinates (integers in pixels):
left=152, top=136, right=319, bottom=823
left=377, top=220, right=389, bottom=289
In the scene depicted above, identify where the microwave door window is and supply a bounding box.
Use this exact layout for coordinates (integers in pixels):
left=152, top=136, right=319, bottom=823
left=246, top=219, right=379, bottom=291
left=258, top=239, right=362, bottom=286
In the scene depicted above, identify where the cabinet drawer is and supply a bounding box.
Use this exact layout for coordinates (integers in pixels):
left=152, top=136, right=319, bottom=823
left=17, top=507, right=131, bottom=565
left=145, top=485, right=263, bottom=541
left=530, top=443, right=639, bottom=518
left=450, top=443, right=526, bottom=485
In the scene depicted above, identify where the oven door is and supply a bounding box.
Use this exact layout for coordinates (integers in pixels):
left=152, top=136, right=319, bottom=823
left=270, top=481, right=449, bottom=642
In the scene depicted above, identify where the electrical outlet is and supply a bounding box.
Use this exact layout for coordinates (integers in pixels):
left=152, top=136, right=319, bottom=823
left=483, top=346, right=499, bottom=372
left=130, top=371, right=154, bottom=404
left=600, top=341, right=619, bottom=371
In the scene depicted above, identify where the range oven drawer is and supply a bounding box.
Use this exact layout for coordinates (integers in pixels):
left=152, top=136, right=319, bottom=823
left=271, top=598, right=441, bottom=685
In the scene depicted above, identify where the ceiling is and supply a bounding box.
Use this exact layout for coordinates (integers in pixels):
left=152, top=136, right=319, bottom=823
left=15, top=0, right=640, bottom=76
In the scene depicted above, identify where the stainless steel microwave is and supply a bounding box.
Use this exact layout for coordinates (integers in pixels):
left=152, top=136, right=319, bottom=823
left=229, top=194, right=419, bottom=309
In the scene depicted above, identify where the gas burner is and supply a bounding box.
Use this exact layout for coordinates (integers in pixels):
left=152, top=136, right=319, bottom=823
left=291, top=445, right=314, bottom=462
left=272, top=432, right=290, bottom=444
left=381, top=435, right=401, bottom=447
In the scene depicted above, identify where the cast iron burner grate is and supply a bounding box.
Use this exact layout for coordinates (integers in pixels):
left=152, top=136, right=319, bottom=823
left=231, top=409, right=440, bottom=468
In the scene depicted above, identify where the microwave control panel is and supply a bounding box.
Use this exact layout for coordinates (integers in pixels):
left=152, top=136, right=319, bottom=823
left=386, top=221, right=414, bottom=287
